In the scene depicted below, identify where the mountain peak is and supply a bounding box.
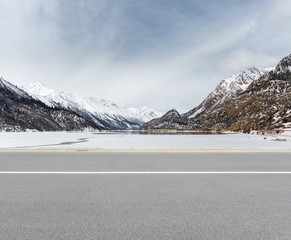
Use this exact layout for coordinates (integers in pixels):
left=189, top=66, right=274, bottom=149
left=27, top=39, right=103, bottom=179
left=23, top=82, right=55, bottom=96
left=163, top=109, right=180, bottom=118
left=0, top=77, right=29, bottom=98
left=219, top=67, right=266, bottom=92
left=274, top=54, right=291, bottom=73
left=127, top=107, right=163, bottom=122
left=266, top=54, right=291, bottom=81
left=142, top=66, right=268, bottom=128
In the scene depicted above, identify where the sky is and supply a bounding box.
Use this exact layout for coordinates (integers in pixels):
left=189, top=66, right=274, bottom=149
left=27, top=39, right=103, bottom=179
left=0, top=0, right=291, bottom=112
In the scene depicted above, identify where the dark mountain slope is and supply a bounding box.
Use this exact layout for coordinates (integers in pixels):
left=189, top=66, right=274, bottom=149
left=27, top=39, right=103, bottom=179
left=0, top=77, right=104, bottom=131
left=141, top=109, right=187, bottom=130
left=199, top=54, right=291, bottom=132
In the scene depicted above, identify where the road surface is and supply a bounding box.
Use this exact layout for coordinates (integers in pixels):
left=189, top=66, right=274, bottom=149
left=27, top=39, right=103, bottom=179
left=0, top=151, right=291, bottom=239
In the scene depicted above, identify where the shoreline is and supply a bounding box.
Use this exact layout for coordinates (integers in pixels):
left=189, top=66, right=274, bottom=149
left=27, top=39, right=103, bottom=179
left=0, top=148, right=291, bottom=153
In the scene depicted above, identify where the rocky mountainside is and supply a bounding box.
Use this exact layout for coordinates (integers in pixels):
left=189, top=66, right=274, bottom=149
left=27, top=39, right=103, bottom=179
left=141, top=67, right=267, bottom=130
left=22, top=82, right=162, bottom=130
left=198, top=54, right=291, bottom=132
left=0, top=78, right=104, bottom=131
left=142, top=54, right=291, bottom=131
left=183, top=67, right=267, bottom=119
left=141, top=109, right=187, bottom=130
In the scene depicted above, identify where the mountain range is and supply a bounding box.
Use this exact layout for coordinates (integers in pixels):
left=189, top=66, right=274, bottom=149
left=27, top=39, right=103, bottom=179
left=0, top=78, right=99, bottom=131
left=141, top=54, right=291, bottom=132
left=22, top=82, right=162, bottom=130
left=1, top=54, right=290, bottom=132
left=0, top=79, right=161, bottom=131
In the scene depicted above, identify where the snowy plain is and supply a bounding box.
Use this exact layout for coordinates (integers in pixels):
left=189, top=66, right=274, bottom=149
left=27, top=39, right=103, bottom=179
left=0, top=131, right=290, bottom=149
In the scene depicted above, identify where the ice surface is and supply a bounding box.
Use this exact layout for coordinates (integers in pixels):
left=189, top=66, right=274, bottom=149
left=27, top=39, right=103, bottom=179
left=0, top=132, right=290, bottom=149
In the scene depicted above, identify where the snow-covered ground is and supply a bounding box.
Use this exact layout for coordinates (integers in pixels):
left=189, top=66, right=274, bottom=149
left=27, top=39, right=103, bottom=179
left=0, top=131, right=290, bottom=149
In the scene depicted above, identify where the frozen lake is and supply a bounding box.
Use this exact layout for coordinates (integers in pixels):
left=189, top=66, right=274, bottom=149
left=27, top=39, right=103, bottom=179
left=0, top=131, right=290, bottom=149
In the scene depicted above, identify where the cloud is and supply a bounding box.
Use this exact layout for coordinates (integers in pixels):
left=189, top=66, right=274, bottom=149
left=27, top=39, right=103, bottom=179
left=0, top=0, right=290, bottom=111
left=218, top=49, right=278, bottom=73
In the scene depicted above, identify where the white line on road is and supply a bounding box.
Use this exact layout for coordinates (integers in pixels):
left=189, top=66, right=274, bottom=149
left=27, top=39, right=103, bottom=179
left=1, top=171, right=291, bottom=174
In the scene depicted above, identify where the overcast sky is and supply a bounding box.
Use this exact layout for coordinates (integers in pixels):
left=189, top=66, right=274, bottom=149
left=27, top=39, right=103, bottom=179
left=0, top=0, right=290, bottom=111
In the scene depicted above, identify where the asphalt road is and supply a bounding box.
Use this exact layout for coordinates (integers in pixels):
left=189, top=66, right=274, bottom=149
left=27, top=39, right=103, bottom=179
left=0, top=152, right=291, bottom=239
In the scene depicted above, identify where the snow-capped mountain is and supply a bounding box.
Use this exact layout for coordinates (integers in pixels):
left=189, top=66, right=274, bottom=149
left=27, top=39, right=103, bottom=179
left=0, top=77, right=103, bottom=131
left=142, top=54, right=291, bottom=132
left=22, top=82, right=162, bottom=130
left=184, top=67, right=267, bottom=119
left=127, top=107, right=163, bottom=122
left=198, top=54, right=291, bottom=131
left=141, top=67, right=269, bottom=130
left=0, top=77, right=30, bottom=99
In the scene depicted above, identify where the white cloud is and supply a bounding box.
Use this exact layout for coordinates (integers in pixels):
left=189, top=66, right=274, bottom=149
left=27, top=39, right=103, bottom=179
left=0, top=0, right=291, bottom=112
left=218, top=49, right=278, bottom=72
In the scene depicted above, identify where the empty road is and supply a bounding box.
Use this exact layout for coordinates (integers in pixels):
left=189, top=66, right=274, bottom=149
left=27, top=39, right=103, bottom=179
left=0, top=151, right=291, bottom=239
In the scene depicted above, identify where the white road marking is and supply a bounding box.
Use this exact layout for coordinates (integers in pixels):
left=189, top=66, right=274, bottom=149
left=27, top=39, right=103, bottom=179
left=0, top=171, right=291, bottom=174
